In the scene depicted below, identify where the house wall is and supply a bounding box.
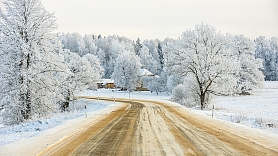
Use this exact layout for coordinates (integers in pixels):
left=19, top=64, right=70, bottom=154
left=105, top=83, right=115, bottom=89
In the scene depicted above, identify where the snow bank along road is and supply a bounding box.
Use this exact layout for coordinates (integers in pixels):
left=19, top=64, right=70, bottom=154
left=39, top=97, right=278, bottom=156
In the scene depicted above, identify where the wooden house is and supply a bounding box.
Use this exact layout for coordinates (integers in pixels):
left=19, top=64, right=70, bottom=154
left=136, top=68, right=155, bottom=91
left=95, top=79, right=115, bottom=89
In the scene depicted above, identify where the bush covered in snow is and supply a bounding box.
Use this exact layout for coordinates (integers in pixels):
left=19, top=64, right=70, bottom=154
left=172, top=84, right=197, bottom=107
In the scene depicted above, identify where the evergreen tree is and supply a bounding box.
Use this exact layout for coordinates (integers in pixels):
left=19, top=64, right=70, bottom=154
left=134, top=38, right=142, bottom=56
left=157, top=43, right=164, bottom=70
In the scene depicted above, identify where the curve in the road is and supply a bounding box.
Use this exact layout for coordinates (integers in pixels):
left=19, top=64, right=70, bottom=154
left=39, top=97, right=278, bottom=156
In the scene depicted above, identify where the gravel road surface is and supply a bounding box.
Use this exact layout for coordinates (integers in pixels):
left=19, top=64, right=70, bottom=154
left=38, top=97, right=278, bottom=156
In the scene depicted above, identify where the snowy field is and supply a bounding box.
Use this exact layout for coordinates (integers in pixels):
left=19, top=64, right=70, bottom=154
left=200, top=81, right=278, bottom=134
left=0, top=81, right=277, bottom=147
left=0, top=100, right=117, bottom=146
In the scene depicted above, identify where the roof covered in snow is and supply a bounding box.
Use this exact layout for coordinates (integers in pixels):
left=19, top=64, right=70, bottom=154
left=95, top=79, right=114, bottom=84
left=140, top=68, right=154, bottom=76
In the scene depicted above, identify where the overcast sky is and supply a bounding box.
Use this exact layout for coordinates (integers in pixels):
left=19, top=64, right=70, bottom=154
left=1, top=0, right=278, bottom=41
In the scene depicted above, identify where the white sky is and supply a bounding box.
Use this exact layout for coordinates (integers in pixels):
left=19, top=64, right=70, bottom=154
left=1, top=0, right=278, bottom=40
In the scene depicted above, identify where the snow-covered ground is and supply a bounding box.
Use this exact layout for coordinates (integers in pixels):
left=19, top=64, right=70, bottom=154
left=0, top=99, right=117, bottom=146
left=199, top=81, right=278, bottom=134
left=78, top=88, right=171, bottom=101
left=0, top=81, right=277, bottom=148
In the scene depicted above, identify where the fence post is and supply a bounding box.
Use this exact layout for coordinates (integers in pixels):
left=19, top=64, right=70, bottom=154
left=85, top=102, right=87, bottom=118
left=212, top=105, right=214, bottom=118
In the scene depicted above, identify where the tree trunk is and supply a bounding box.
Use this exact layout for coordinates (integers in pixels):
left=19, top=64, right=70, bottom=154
left=20, top=52, right=32, bottom=120
left=200, top=92, right=205, bottom=110
left=61, top=89, right=70, bottom=112
left=21, top=90, right=31, bottom=119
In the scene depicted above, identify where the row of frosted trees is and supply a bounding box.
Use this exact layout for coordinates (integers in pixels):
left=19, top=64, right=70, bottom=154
left=60, top=26, right=272, bottom=110
left=60, top=32, right=278, bottom=84
left=60, top=33, right=165, bottom=77
left=59, top=27, right=277, bottom=110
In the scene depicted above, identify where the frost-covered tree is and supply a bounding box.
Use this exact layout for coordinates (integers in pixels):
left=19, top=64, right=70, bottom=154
left=82, top=53, right=104, bottom=89
left=230, top=35, right=264, bottom=94
left=140, top=70, right=168, bottom=94
left=0, top=0, right=65, bottom=124
left=172, top=78, right=201, bottom=107
left=157, top=43, right=164, bottom=69
left=172, top=84, right=188, bottom=105
left=106, top=40, right=126, bottom=77
left=139, top=45, right=157, bottom=74
left=141, top=76, right=161, bottom=94
left=164, top=24, right=239, bottom=109
left=61, top=50, right=102, bottom=92
left=60, top=34, right=139, bottom=79
left=60, top=32, right=85, bottom=56
left=95, top=37, right=130, bottom=78
left=78, top=57, right=100, bottom=89
left=269, top=37, right=278, bottom=80
left=99, top=39, right=121, bottom=77
left=255, top=36, right=278, bottom=81
left=143, top=39, right=162, bottom=74
left=83, top=34, right=98, bottom=55
left=112, top=51, right=141, bottom=92
left=58, top=50, right=103, bottom=111
left=134, top=38, right=142, bottom=56
left=166, top=74, right=180, bottom=93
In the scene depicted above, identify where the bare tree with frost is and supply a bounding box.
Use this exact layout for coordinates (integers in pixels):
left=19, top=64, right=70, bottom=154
left=164, top=24, right=239, bottom=109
